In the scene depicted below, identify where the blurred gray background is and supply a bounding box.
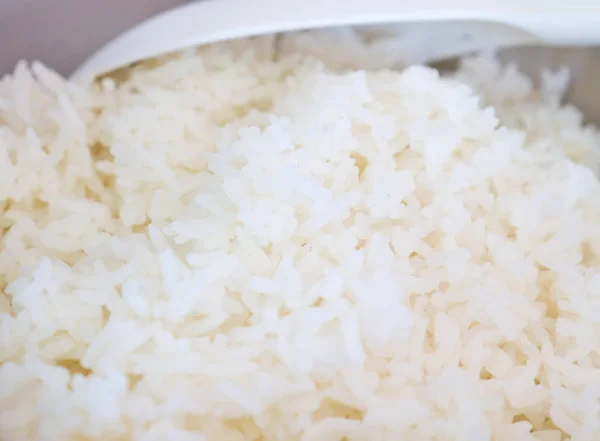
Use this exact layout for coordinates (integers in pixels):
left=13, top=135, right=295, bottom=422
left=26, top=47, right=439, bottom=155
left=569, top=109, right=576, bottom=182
left=0, top=0, right=187, bottom=76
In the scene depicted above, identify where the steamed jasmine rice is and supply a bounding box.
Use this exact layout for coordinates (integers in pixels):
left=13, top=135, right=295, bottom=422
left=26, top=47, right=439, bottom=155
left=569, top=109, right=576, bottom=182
left=1, top=31, right=600, bottom=441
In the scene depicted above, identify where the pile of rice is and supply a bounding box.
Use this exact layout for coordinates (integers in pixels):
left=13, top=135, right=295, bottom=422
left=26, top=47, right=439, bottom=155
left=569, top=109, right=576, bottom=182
left=2, top=29, right=600, bottom=441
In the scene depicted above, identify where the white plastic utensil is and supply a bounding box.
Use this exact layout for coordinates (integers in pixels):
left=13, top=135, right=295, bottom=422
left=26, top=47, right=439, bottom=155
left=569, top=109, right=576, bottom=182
left=71, top=0, right=600, bottom=81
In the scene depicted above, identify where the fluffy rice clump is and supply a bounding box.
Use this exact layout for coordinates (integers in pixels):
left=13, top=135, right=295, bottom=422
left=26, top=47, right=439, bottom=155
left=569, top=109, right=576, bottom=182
left=2, top=32, right=600, bottom=441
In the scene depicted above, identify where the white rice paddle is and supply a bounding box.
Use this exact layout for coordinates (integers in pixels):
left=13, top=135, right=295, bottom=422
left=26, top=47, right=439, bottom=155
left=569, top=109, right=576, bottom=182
left=72, top=0, right=600, bottom=81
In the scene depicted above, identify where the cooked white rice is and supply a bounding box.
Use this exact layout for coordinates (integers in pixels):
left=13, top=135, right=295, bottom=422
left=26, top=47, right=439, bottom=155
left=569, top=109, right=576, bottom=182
left=2, top=29, right=600, bottom=441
